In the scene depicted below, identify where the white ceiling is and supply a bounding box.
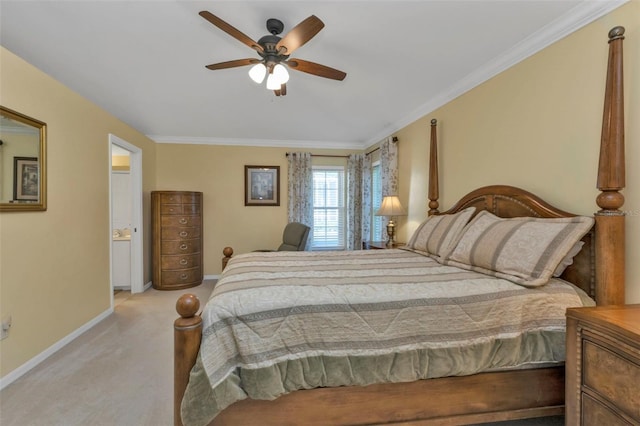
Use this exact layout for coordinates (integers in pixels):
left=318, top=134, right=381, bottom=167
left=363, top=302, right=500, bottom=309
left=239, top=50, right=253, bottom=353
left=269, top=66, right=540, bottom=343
left=0, top=1, right=626, bottom=150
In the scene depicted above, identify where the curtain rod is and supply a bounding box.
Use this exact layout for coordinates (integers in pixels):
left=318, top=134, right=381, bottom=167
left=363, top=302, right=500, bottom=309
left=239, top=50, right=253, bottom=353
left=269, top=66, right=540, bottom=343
left=365, top=136, right=398, bottom=156
left=285, top=153, right=349, bottom=158
left=285, top=137, right=398, bottom=158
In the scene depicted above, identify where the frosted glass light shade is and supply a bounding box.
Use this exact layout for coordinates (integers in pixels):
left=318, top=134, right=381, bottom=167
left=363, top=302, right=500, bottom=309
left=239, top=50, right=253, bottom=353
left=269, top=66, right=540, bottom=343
left=272, top=64, right=289, bottom=84
left=266, top=73, right=281, bottom=90
left=266, top=64, right=290, bottom=90
left=248, top=63, right=266, bottom=84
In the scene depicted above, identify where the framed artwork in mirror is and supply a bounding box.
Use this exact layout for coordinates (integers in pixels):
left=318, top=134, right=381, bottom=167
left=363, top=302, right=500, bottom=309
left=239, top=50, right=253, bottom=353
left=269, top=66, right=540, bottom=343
left=245, top=165, right=280, bottom=206
left=13, top=157, right=39, bottom=201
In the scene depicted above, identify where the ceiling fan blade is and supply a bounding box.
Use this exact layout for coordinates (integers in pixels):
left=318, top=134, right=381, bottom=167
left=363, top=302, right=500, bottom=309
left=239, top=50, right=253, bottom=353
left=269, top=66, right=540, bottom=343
left=276, top=15, right=324, bottom=55
left=205, top=58, right=259, bottom=70
left=285, top=59, right=346, bottom=81
left=274, top=84, right=287, bottom=96
left=199, top=11, right=264, bottom=54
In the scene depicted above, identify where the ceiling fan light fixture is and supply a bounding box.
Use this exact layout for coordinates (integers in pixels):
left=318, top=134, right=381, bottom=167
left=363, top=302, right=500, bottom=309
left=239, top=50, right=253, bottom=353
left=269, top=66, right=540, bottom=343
left=200, top=12, right=346, bottom=95
left=272, top=64, right=289, bottom=84
left=248, top=63, right=266, bottom=84
left=266, top=64, right=289, bottom=90
left=266, top=73, right=281, bottom=90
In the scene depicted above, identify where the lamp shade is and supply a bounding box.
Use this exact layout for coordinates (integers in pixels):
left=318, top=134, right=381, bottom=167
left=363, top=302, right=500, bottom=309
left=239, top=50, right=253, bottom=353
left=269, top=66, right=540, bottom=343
left=266, top=73, right=280, bottom=90
left=248, top=63, right=266, bottom=84
left=266, top=64, right=289, bottom=90
left=272, top=64, right=289, bottom=84
left=375, top=196, right=407, bottom=217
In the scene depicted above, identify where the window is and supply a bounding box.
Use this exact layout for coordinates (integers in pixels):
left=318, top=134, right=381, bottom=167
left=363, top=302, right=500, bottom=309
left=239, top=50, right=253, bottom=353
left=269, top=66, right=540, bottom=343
left=371, top=162, right=384, bottom=240
left=312, top=166, right=345, bottom=250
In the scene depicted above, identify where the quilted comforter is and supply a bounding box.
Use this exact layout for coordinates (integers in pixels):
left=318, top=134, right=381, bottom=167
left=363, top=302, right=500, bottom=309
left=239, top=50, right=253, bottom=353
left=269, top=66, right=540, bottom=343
left=181, top=249, right=594, bottom=426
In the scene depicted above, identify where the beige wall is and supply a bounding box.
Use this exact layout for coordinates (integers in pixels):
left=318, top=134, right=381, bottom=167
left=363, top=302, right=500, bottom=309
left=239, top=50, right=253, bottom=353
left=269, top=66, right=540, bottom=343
left=396, top=2, right=639, bottom=302
left=0, top=47, right=157, bottom=376
left=155, top=144, right=357, bottom=275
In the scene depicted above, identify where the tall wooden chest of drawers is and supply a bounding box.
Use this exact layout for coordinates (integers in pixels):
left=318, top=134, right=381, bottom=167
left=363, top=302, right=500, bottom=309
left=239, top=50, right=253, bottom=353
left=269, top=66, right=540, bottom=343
left=151, top=191, right=203, bottom=290
left=566, top=305, right=640, bottom=425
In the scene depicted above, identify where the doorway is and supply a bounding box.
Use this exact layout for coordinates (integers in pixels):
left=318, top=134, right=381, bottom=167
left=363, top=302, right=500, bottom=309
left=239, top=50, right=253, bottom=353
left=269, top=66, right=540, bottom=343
left=109, top=134, right=144, bottom=302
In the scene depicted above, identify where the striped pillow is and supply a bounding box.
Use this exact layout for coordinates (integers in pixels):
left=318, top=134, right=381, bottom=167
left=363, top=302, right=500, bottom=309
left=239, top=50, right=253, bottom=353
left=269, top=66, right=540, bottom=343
left=405, top=207, right=476, bottom=260
left=444, top=211, right=594, bottom=287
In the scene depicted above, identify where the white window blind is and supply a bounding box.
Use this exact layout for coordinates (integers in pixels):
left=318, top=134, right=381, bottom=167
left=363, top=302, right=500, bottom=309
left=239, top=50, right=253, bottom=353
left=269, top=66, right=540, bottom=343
left=312, top=167, right=345, bottom=250
left=372, top=162, right=384, bottom=240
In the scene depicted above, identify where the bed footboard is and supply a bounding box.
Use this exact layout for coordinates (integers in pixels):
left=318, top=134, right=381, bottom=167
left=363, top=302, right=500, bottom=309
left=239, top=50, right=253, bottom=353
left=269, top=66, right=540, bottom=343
left=175, top=294, right=202, bottom=426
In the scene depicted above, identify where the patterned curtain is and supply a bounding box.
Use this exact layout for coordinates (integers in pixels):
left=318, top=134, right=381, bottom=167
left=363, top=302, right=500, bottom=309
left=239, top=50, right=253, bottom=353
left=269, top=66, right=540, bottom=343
left=380, top=137, right=399, bottom=197
left=377, top=137, right=399, bottom=240
left=361, top=154, right=373, bottom=245
left=346, top=154, right=364, bottom=250
left=287, top=152, right=314, bottom=248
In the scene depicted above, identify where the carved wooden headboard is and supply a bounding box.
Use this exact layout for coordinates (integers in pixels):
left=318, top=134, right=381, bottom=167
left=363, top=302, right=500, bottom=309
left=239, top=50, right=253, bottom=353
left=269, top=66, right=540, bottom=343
left=438, top=184, right=595, bottom=299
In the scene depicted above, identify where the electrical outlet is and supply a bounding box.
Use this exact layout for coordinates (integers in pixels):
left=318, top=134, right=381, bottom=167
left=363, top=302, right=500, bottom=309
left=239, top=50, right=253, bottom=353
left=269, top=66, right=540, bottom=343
left=1, top=315, right=12, bottom=340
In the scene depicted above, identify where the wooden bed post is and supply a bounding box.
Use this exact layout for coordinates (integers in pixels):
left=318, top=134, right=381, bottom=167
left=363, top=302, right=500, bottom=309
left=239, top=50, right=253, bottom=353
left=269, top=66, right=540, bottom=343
left=428, top=119, right=440, bottom=215
left=175, top=294, right=202, bottom=426
left=222, top=246, right=233, bottom=271
left=595, top=26, right=625, bottom=306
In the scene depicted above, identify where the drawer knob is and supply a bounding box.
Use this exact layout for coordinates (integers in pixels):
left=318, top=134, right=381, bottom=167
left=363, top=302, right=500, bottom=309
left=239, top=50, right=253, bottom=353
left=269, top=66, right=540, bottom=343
left=180, top=244, right=188, bottom=251
left=179, top=231, right=188, bottom=237
left=179, top=218, right=188, bottom=225
left=180, top=274, right=188, bottom=280
left=179, top=259, right=188, bottom=265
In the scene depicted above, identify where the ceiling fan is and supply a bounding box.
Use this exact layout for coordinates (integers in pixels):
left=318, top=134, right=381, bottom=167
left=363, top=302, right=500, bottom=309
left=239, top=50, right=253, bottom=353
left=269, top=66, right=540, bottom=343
left=199, top=11, right=347, bottom=96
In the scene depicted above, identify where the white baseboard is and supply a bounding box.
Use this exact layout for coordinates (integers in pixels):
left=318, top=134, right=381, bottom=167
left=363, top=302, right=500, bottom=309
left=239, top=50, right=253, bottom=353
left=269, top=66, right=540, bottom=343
left=0, top=307, right=113, bottom=391
left=143, top=280, right=153, bottom=291
left=204, top=274, right=220, bottom=281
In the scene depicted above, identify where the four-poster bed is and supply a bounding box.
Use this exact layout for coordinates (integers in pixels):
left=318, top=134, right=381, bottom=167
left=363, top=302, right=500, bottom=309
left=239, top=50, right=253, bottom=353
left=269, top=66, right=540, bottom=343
left=173, top=26, right=627, bottom=426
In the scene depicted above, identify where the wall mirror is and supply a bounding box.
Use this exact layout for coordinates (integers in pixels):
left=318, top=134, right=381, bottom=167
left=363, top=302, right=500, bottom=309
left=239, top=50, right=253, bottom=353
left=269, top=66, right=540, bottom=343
left=0, top=106, right=47, bottom=211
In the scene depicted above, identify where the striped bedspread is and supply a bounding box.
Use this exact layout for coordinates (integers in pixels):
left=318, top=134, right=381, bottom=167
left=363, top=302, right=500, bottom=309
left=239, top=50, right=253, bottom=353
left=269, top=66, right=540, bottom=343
left=181, top=249, right=594, bottom=426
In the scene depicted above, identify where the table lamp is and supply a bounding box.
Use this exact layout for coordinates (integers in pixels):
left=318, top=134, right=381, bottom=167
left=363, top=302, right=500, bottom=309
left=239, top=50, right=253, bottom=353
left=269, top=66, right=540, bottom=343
left=375, top=195, right=407, bottom=246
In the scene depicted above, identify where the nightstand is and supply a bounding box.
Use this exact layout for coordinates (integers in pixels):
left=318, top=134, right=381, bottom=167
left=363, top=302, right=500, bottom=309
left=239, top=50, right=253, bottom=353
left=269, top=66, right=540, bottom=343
left=565, top=304, right=640, bottom=425
left=362, top=241, right=404, bottom=250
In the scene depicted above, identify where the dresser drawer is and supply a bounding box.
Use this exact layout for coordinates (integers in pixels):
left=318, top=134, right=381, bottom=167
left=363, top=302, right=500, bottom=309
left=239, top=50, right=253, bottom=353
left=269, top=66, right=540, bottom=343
left=161, top=267, right=202, bottom=285
left=582, top=393, right=630, bottom=425
left=160, top=203, right=202, bottom=215
left=160, top=192, right=201, bottom=204
left=161, top=239, right=201, bottom=255
left=583, top=339, right=640, bottom=420
left=161, top=254, right=201, bottom=270
left=182, top=203, right=200, bottom=215
left=161, top=215, right=200, bottom=227
left=161, top=226, right=201, bottom=240
left=160, top=204, right=181, bottom=215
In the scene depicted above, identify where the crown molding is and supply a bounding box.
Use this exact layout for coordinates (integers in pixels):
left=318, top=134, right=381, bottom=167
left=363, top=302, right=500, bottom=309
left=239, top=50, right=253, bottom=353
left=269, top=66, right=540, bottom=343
left=364, top=0, right=628, bottom=147
left=148, top=135, right=367, bottom=151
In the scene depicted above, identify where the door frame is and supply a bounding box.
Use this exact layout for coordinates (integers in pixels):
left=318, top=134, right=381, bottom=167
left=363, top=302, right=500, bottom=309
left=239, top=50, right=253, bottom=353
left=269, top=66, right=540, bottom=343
left=109, top=134, right=144, bottom=300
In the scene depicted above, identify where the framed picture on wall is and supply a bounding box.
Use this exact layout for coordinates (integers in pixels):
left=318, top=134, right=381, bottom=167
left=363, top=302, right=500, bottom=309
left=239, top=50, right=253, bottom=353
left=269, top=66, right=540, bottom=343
left=13, top=157, right=39, bottom=201
left=245, top=165, right=280, bottom=206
